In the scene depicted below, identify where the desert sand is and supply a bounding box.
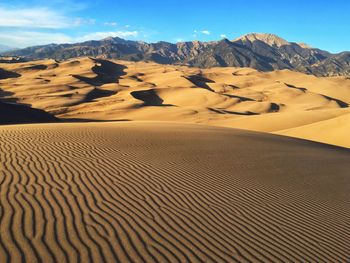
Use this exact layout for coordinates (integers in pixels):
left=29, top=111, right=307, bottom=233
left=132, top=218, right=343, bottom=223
left=1, top=57, right=350, bottom=147
left=1, top=57, right=350, bottom=262
left=0, top=122, right=349, bottom=262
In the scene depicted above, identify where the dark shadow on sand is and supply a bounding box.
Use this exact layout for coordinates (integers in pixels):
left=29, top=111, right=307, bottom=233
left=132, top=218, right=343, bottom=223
left=131, top=89, right=174, bottom=107
left=73, top=59, right=127, bottom=86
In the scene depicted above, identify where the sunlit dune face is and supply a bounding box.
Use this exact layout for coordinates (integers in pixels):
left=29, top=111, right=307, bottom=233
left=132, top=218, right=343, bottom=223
left=1, top=57, right=350, bottom=148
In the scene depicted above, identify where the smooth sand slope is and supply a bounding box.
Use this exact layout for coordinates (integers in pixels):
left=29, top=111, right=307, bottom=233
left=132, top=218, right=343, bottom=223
left=1, top=57, right=350, bottom=147
left=0, top=122, right=349, bottom=262
left=276, top=112, right=350, bottom=148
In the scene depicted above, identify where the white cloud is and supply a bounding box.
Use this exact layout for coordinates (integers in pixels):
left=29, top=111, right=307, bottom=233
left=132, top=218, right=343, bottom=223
left=74, top=18, right=96, bottom=26
left=0, top=1, right=147, bottom=50
left=0, top=30, right=140, bottom=48
left=0, top=31, right=72, bottom=47
left=0, top=7, right=74, bottom=29
left=201, top=30, right=210, bottom=35
left=193, top=29, right=211, bottom=37
left=104, top=22, right=117, bottom=27
left=220, top=34, right=227, bottom=38
left=0, top=5, right=140, bottom=48
left=76, top=31, right=139, bottom=42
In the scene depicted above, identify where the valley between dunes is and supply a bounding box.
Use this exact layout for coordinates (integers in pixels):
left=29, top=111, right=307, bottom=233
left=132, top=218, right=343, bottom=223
left=0, top=122, right=349, bottom=262
left=1, top=57, right=350, bottom=148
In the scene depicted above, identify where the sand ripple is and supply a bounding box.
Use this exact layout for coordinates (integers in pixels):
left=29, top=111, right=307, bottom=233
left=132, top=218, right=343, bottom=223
left=0, top=122, right=349, bottom=262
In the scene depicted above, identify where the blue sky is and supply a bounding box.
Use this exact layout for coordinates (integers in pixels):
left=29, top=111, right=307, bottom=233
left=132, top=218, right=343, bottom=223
left=0, top=0, right=349, bottom=53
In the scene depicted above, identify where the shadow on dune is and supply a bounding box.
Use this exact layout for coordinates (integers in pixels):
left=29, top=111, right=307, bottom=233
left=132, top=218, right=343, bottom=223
left=284, top=82, right=348, bottom=108
left=321, top=94, right=349, bottom=108
left=225, top=84, right=241, bottom=90
left=0, top=85, right=58, bottom=125
left=22, top=64, right=48, bottom=71
left=0, top=101, right=59, bottom=125
left=269, top=103, right=280, bottom=112
left=185, top=74, right=215, bottom=92
left=0, top=89, right=20, bottom=104
left=284, top=83, right=307, bottom=92
left=73, top=59, right=127, bottom=86
left=0, top=68, right=21, bottom=79
left=223, top=94, right=255, bottom=101
left=62, top=118, right=131, bottom=123
left=129, top=73, right=145, bottom=82
left=208, top=107, right=259, bottom=115
left=0, top=88, right=16, bottom=98
left=84, top=88, right=117, bottom=102
left=131, top=89, right=174, bottom=107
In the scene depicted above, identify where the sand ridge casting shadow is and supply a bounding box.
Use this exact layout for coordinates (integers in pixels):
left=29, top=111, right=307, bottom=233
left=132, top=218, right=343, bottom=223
left=73, top=58, right=127, bottom=86
left=131, top=89, right=174, bottom=106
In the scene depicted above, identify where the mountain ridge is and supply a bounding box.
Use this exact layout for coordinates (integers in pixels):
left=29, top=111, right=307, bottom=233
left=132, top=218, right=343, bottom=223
left=2, top=33, right=349, bottom=76
left=0, top=44, right=17, bottom=53
left=234, top=33, right=291, bottom=47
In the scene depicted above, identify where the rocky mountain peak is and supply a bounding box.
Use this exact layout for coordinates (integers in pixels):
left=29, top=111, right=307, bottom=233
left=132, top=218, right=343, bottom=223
left=297, top=42, right=312, bottom=49
left=235, top=33, right=290, bottom=47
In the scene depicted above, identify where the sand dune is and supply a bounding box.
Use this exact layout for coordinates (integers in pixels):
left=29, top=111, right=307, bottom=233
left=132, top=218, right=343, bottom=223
left=0, top=122, right=349, bottom=262
left=1, top=57, right=350, bottom=147
left=276, top=112, right=350, bottom=148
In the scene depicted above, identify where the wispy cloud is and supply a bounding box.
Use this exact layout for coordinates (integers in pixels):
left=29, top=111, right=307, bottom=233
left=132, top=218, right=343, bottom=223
left=201, top=30, right=210, bottom=35
left=104, top=22, right=118, bottom=27
left=0, top=30, right=139, bottom=47
left=193, top=30, right=211, bottom=38
left=220, top=34, right=227, bottom=38
left=0, top=7, right=74, bottom=29
left=29, top=0, right=88, bottom=12
left=74, top=18, right=96, bottom=26
left=0, top=31, right=72, bottom=47
left=76, top=31, right=139, bottom=41
left=0, top=4, right=142, bottom=48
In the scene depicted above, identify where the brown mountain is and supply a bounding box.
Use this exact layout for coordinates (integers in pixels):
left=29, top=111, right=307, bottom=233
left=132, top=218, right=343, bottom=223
left=1, top=33, right=349, bottom=76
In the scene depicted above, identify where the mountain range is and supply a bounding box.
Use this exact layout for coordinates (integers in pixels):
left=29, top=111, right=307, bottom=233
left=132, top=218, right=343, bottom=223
left=2, top=33, right=350, bottom=77
left=0, top=44, right=16, bottom=53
